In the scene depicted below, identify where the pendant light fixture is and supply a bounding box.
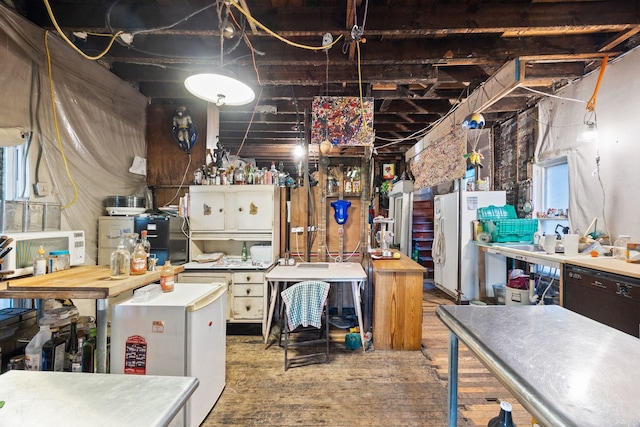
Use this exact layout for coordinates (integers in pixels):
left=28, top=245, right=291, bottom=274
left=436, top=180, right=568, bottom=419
left=184, top=1, right=255, bottom=106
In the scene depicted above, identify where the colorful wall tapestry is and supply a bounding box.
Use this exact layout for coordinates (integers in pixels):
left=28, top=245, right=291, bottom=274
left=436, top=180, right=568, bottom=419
left=410, top=127, right=466, bottom=190
left=311, top=96, right=374, bottom=146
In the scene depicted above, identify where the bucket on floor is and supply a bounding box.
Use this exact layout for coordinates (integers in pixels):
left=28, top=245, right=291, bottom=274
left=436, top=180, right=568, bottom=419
left=492, top=284, right=506, bottom=305
left=506, top=286, right=530, bottom=305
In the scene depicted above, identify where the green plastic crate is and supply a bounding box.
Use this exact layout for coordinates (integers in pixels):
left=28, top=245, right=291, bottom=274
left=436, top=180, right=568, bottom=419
left=478, top=204, right=538, bottom=243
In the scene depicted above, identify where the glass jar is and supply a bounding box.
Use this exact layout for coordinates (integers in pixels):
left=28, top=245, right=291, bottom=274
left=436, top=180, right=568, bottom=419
left=110, top=244, right=131, bottom=280
left=121, top=233, right=138, bottom=254
left=613, top=235, right=631, bottom=260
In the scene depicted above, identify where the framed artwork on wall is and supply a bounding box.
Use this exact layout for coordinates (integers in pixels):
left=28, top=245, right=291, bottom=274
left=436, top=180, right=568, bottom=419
left=383, top=163, right=395, bottom=179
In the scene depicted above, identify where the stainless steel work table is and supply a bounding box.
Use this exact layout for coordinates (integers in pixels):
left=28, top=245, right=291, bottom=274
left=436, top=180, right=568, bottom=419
left=0, top=370, right=198, bottom=426
left=436, top=305, right=640, bottom=427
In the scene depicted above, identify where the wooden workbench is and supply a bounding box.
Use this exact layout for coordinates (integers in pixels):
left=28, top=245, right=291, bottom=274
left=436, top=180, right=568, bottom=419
left=0, top=265, right=184, bottom=372
left=372, top=252, right=426, bottom=350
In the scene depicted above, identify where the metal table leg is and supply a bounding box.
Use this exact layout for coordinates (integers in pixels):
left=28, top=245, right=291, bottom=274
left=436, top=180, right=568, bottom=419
left=96, top=298, right=108, bottom=373
left=447, top=331, right=459, bottom=427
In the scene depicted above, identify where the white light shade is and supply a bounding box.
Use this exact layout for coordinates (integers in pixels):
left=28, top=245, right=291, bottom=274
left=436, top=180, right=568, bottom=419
left=577, top=122, right=598, bottom=143
left=184, top=72, right=255, bottom=106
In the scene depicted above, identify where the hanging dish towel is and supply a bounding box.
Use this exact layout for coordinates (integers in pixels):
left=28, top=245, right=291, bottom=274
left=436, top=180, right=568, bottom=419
left=281, top=280, right=330, bottom=330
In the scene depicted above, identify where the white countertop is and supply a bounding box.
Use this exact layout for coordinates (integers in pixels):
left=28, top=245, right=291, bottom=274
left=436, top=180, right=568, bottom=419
left=0, top=370, right=198, bottom=426
left=478, top=242, right=640, bottom=279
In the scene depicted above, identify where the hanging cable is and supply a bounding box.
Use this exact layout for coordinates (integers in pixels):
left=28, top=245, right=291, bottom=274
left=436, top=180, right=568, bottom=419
left=44, top=31, right=78, bottom=209
left=44, top=0, right=122, bottom=60
left=228, top=0, right=343, bottom=51
left=586, top=55, right=609, bottom=112
left=163, top=154, right=192, bottom=207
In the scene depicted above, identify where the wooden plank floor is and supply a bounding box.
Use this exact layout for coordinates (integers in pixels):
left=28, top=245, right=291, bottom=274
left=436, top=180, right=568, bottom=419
left=202, top=286, right=534, bottom=426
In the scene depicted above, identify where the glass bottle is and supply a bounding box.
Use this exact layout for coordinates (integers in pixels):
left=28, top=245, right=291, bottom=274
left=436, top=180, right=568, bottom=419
left=241, top=242, right=248, bottom=262
left=71, top=336, right=84, bottom=372
left=131, top=242, right=148, bottom=275
left=270, top=161, right=278, bottom=185
left=33, top=245, right=47, bottom=276
left=82, top=327, right=96, bottom=373
left=42, top=327, right=66, bottom=372
left=160, top=260, right=175, bottom=292
left=353, top=167, right=361, bottom=193
left=234, top=166, right=245, bottom=185
left=140, top=230, right=151, bottom=269
left=65, top=319, right=79, bottom=371
left=110, top=241, right=131, bottom=280
left=487, top=401, right=516, bottom=427
left=246, top=163, right=255, bottom=185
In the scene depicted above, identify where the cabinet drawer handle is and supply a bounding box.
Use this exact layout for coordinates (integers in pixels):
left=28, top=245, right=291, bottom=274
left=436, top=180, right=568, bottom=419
left=245, top=304, right=251, bottom=312
left=246, top=288, right=251, bottom=295
left=238, top=207, right=243, bottom=212
left=246, top=276, right=251, bottom=282
left=219, top=208, right=223, bottom=213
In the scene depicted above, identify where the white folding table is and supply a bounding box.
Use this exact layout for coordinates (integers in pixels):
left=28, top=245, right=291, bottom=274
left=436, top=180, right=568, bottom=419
left=264, top=262, right=367, bottom=351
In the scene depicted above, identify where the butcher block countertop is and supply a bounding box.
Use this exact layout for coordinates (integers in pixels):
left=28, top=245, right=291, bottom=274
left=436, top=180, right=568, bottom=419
left=0, top=265, right=185, bottom=300
left=370, top=252, right=426, bottom=272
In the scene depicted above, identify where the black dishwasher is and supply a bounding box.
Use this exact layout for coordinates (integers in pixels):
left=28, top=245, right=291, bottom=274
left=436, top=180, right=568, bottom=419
left=564, top=264, right=640, bottom=338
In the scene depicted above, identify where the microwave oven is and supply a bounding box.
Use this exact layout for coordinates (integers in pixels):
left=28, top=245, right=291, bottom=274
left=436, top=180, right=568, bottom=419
left=3, top=230, right=85, bottom=278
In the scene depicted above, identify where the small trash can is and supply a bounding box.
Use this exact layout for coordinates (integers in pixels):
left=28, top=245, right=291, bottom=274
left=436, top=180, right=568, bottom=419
left=492, top=284, right=506, bottom=305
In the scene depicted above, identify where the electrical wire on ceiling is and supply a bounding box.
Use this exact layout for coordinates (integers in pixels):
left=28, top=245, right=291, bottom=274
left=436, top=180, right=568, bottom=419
left=43, top=0, right=121, bottom=60
left=227, top=0, right=343, bottom=51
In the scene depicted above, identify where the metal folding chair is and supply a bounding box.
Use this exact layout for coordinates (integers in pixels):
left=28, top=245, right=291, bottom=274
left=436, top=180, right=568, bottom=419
left=280, top=280, right=330, bottom=371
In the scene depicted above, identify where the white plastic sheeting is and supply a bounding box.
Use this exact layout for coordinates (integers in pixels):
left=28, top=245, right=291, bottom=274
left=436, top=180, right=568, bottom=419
left=536, top=46, right=640, bottom=240
left=0, top=4, right=148, bottom=264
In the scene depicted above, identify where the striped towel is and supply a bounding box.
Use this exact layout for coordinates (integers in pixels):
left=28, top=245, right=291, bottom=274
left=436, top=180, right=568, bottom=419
left=281, top=280, right=330, bottom=330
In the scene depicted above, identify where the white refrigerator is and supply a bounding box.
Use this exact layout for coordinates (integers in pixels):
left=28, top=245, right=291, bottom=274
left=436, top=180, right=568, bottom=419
left=433, top=190, right=506, bottom=302
left=110, top=283, right=227, bottom=427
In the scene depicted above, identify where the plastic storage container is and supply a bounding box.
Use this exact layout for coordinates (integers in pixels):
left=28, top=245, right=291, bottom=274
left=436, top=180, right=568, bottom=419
left=478, top=204, right=538, bottom=243
left=48, top=250, right=70, bottom=272
left=492, top=284, right=506, bottom=305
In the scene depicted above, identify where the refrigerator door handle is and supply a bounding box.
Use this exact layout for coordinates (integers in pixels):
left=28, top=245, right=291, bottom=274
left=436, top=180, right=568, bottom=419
left=188, top=285, right=226, bottom=312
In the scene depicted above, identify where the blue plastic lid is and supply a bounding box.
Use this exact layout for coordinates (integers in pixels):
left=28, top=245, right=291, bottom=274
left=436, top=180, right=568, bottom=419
left=49, top=250, right=70, bottom=255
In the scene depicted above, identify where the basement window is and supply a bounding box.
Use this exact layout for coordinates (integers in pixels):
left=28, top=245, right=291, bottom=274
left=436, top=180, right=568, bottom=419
left=1, top=142, right=30, bottom=201
left=534, top=156, right=569, bottom=237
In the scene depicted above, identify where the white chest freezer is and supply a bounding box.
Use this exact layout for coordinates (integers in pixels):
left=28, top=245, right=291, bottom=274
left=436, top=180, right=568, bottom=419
left=110, top=282, right=227, bottom=427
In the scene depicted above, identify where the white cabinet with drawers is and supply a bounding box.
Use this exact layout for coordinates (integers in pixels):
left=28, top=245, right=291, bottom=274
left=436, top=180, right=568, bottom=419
left=177, top=271, right=266, bottom=324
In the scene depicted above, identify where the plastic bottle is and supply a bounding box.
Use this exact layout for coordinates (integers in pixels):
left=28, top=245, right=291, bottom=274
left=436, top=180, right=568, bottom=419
left=24, top=324, right=51, bottom=371
left=42, top=327, right=66, bottom=372
left=160, top=260, right=175, bottom=292
left=488, top=401, right=516, bottom=427
left=33, top=245, right=47, bottom=276
left=613, top=234, right=631, bottom=260
left=130, top=242, right=148, bottom=275
left=110, top=241, right=131, bottom=280
left=241, top=242, right=248, bottom=262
